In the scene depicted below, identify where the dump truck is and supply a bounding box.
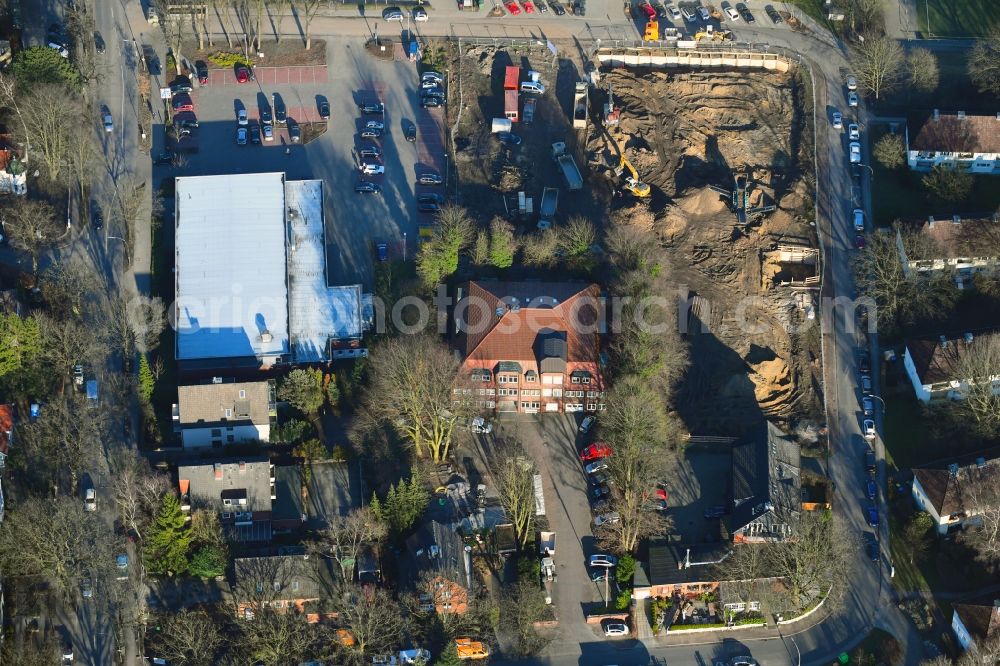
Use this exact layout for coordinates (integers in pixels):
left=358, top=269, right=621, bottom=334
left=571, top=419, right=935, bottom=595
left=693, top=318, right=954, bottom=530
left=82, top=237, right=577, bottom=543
left=455, top=638, right=490, bottom=660
left=538, top=187, right=558, bottom=228
left=572, top=82, right=588, bottom=129
left=552, top=142, right=583, bottom=191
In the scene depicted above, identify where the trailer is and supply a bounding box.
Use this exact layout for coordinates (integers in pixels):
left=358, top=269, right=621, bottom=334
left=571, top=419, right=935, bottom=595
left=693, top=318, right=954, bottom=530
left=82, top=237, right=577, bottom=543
left=503, top=66, right=520, bottom=91
left=538, top=187, right=558, bottom=228
left=541, top=556, right=556, bottom=604
left=539, top=531, right=556, bottom=556
left=552, top=142, right=583, bottom=191
left=504, top=89, right=519, bottom=122
left=572, top=82, right=588, bottom=130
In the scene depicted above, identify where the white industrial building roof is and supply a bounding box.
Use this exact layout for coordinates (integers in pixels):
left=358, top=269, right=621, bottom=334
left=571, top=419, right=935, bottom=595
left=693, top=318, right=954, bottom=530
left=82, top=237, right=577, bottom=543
left=174, top=173, right=289, bottom=362
left=285, top=180, right=363, bottom=362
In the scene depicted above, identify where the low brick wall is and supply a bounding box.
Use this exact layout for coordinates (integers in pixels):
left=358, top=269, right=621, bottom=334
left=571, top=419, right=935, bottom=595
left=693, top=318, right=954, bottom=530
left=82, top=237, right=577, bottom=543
left=586, top=612, right=629, bottom=625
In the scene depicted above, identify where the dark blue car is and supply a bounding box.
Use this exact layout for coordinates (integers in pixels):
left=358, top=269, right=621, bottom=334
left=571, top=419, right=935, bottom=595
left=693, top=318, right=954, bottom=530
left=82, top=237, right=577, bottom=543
left=866, top=505, right=879, bottom=528
left=866, top=478, right=877, bottom=501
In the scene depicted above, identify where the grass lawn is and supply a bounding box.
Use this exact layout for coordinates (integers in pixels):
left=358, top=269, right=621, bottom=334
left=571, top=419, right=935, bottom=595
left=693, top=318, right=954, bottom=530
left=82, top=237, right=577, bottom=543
left=869, top=125, right=1000, bottom=229
left=882, top=392, right=934, bottom=471
left=784, top=0, right=832, bottom=29
left=847, top=628, right=902, bottom=664
left=916, top=0, right=1000, bottom=37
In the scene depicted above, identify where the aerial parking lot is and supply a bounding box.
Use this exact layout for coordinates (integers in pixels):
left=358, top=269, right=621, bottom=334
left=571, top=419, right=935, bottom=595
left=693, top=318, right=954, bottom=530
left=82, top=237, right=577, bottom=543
left=154, top=39, right=446, bottom=289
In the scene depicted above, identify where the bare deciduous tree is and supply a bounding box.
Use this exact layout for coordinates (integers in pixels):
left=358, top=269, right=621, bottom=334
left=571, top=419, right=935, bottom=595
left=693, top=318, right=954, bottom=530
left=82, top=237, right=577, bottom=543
left=151, top=608, right=224, bottom=666
left=1, top=199, right=62, bottom=273
left=39, top=261, right=101, bottom=320
left=851, top=33, right=904, bottom=100
left=238, top=609, right=315, bottom=665
left=498, top=579, right=552, bottom=657
left=111, top=447, right=172, bottom=542
left=950, top=335, right=1000, bottom=436
left=968, top=30, right=1000, bottom=96
left=311, top=508, right=387, bottom=581
left=36, top=312, right=107, bottom=383
left=268, top=0, right=291, bottom=42
left=359, top=334, right=472, bottom=462
left=872, top=132, right=905, bottom=169
left=104, top=292, right=167, bottom=360
left=905, top=47, right=939, bottom=94
left=328, top=582, right=405, bottom=662
left=17, top=393, right=105, bottom=490
left=490, top=438, right=537, bottom=549
left=298, top=0, right=325, bottom=50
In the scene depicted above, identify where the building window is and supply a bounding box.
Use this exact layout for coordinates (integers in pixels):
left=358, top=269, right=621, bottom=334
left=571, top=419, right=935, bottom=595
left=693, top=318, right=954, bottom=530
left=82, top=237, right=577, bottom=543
left=551, top=389, right=562, bottom=398
left=571, top=376, right=581, bottom=384
left=587, top=403, right=597, bottom=411
left=525, top=371, right=538, bottom=382
left=225, top=408, right=232, bottom=418
left=498, top=388, right=518, bottom=397
left=239, top=390, right=246, bottom=399
left=521, top=401, right=540, bottom=410
left=211, top=428, right=222, bottom=437
left=293, top=581, right=299, bottom=591
left=223, top=498, right=233, bottom=506
left=587, top=391, right=598, bottom=398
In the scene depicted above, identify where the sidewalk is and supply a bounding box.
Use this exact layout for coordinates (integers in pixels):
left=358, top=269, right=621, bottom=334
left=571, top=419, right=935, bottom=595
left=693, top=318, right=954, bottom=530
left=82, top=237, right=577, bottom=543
left=633, top=597, right=654, bottom=640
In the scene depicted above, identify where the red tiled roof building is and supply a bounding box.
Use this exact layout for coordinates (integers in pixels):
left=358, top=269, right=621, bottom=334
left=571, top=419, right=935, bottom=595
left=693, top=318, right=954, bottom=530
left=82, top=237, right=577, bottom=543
left=453, top=281, right=605, bottom=414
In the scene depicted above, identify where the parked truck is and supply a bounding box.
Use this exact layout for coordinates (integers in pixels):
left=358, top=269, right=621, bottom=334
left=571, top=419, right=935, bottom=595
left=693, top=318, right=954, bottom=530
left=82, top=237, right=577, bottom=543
left=540, top=531, right=556, bottom=556
left=552, top=142, right=583, bottom=191
left=540, top=531, right=557, bottom=604
left=572, top=82, right=588, bottom=130
left=504, top=89, right=519, bottom=122
left=538, top=187, right=558, bottom=228
left=455, top=638, right=490, bottom=660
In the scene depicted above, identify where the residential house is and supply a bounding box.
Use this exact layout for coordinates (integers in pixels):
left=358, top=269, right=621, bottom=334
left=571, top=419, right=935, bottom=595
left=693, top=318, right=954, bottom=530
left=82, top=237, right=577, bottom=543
left=911, top=456, right=1000, bottom=534
left=173, top=380, right=275, bottom=448
left=905, top=110, right=1000, bottom=174
left=903, top=329, right=1000, bottom=402
left=633, top=540, right=733, bottom=600
left=406, top=520, right=472, bottom=615
left=178, top=457, right=279, bottom=542
left=452, top=281, right=605, bottom=415
left=896, top=214, right=1000, bottom=286
left=0, top=404, right=12, bottom=469
left=271, top=463, right=304, bottom=533
left=232, top=553, right=326, bottom=620
left=730, top=421, right=801, bottom=543
left=952, top=598, right=1000, bottom=653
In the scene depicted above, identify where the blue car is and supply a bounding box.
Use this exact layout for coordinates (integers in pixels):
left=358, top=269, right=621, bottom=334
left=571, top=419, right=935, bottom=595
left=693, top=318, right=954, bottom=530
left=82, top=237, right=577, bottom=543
left=866, top=478, right=877, bottom=501
left=377, top=243, right=388, bottom=262
left=866, top=505, right=879, bottom=528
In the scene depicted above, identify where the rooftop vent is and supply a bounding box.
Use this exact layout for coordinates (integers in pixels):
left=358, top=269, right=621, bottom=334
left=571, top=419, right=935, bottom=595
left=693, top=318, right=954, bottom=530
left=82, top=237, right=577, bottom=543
left=214, top=463, right=223, bottom=480
left=957, top=110, right=966, bottom=120
left=964, top=332, right=974, bottom=344
left=261, top=330, right=273, bottom=343
left=239, top=461, right=247, bottom=474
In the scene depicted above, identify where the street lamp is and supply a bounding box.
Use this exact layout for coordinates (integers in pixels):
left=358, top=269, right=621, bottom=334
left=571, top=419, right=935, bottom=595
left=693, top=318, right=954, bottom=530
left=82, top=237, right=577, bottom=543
left=857, top=163, right=875, bottom=177
left=872, top=394, right=886, bottom=413
left=107, top=235, right=131, bottom=264
left=790, top=636, right=802, bottom=666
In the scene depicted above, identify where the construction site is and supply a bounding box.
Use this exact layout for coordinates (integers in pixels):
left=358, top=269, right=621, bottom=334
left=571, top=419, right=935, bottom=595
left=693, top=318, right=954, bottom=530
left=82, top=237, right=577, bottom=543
left=449, top=41, right=823, bottom=434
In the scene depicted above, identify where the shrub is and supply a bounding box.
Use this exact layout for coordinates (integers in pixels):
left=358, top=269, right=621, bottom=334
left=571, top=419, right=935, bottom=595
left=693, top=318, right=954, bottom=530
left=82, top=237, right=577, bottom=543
left=616, top=554, right=636, bottom=586
left=922, top=165, right=973, bottom=203
left=614, top=589, right=632, bottom=611
left=207, top=51, right=252, bottom=68
left=273, top=418, right=314, bottom=444
left=11, top=46, right=81, bottom=88
left=329, top=445, right=348, bottom=462
left=516, top=554, right=540, bottom=581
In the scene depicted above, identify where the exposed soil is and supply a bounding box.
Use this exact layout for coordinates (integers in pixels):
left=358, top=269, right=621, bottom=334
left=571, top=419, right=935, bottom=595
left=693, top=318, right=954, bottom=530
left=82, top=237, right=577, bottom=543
left=588, top=68, right=823, bottom=434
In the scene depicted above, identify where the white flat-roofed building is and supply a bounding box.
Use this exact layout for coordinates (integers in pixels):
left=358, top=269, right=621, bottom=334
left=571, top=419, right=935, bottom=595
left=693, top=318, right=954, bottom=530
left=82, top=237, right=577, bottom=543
left=285, top=180, right=364, bottom=363
left=175, top=173, right=290, bottom=368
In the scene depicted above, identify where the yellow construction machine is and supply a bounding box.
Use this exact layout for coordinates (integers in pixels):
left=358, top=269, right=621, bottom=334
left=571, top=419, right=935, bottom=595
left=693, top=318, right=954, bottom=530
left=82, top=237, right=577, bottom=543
left=693, top=25, right=732, bottom=41
left=608, top=134, right=650, bottom=197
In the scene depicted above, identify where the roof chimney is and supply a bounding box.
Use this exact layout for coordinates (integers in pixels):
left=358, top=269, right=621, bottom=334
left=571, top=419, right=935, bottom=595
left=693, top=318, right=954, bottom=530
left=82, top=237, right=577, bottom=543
left=214, top=463, right=223, bottom=480
left=957, top=110, right=966, bottom=120
left=239, top=461, right=247, bottom=474
left=260, top=330, right=273, bottom=343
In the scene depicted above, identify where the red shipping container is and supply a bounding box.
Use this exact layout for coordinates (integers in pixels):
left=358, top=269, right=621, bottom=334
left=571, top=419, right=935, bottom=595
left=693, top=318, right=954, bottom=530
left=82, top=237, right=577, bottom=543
left=504, top=66, right=520, bottom=91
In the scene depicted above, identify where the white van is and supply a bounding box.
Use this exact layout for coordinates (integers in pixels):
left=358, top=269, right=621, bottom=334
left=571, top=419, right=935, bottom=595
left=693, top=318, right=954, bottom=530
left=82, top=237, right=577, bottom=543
left=520, top=81, right=545, bottom=95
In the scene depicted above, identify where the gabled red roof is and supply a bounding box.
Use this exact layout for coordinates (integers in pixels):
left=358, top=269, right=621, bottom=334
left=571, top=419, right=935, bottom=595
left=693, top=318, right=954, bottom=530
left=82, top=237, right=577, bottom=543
left=0, top=404, right=13, bottom=456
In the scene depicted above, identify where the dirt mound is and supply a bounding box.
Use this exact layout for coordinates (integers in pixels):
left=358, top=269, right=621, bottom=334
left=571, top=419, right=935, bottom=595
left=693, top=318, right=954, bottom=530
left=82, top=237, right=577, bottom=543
left=678, top=187, right=729, bottom=217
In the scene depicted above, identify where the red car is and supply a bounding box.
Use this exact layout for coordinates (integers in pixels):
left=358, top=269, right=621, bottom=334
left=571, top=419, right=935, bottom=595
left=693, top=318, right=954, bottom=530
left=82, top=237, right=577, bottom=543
left=171, top=93, right=194, bottom=112
left=522, top=0, right=535, bottom=12
left=235, top=65, right=251, bottom=83
left=580, top=442, right=612, bottom=462
left=505, top=0, right=521, bottom=14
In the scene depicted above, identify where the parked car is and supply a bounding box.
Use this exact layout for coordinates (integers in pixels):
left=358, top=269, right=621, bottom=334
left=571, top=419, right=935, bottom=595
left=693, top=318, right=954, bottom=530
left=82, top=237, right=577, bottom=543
left=355, top=182, right=381, bottom=194
left=236, top=127, right=248, bottom=145
left=421, top=97, right=443, bottom=108
left=848, top=91, right=859, bottom=107
left=847, top=75, right=858, bottom=91
left=849, top=141, right=861, bottom=163
left=854, top=234, right=866, bottom=249
left=418, top=173, right=443, bottom=185
left=382, top=6, right=404, bottom=20
left=405, top=125, right=417, bottom=142
left=80, top=576, right=93, bottom=598
left=261, top=107, right=273, bottom=125
left=866, top=477, right=877, bottom=501
left=866, top=505, right=879, bottom=528
left=853, top=207, right=865, bottom=232
left=832, top=111, right=842, bottom=129
left=361, top=102, right=385, bottom=114
left=865, top=533, right=879, bottom=562
left=669, top=4, right=681, bottom=19
left=361, top=128, right=382, bottom=139
left=102, top=110, right=114, bottom=132
left=91, top=204, right=104, bottom=229
left=766, top=4, right=782, bottom=23
left=170, top=76, right=193, bottom=94
left=603, top=620, right=630, bottom=637
left=859, top=354, right=870, bottom=374
left=520, top=81, right=545, bottom=95
left=593, top=512, right=620, bottom=527
left=861, top=374, right=872, bottom=395
left=360, top=162, right=384, bottom=175
left=551, top=1, right=567, bottom=14
left=318, top=100, right=330, bottom=119
left=505, top=1, right=522, bottom=14
left=365, top=120, right=385, bottom=131
left=698, top=5, right=711, bottom=19
left=62, top=639, right=73, bottom=663
left=580, top=442, right=612, bottom=461
left=863, top=418, right=876, bottom=440
left=422, top=71, right=444, bottom=83
left=48, top=42, right=70, bottom=58
left=262, top=123, right=274, bottom=141
left=274, top=98, right=287, bottom=124
left=590, top=471, right=610, bottom=486
left=94, top=32, right=106, bottom=53
left=289, top=122, right=301, bottom=143
left=417, top=194, right=443, bottom=204
left=172, top=93, right=194, bottom=112
left=589, top=553, right=618, bottom=568
left=249, top=121, right=261, bottom=144
left=377, top=242, right=389, bottom=261
left=84, top=486, right=97, bottom=511
left=585, top=460, right=609, bottom=475
left=153, top=152, right=175, bottom=166
left=579, top=415, right=596, bottom=433
left=237, top=108, right=248, bottom=126
left=589, top=569, right=609, bottom=582
left=359, top=146, right=382, bottom=160
left=418, top=202, right=440, bottom=213
left=723, top=3, right=740, bottom=21
left=865, top=449, right=876, bottom=474
left=848, top=123, right=860, bottom=141
left=413, top=6, right=428, bottom=20
left=862, top=397, right=874, bottom=417
left=591, top=484, right=611, bottom=501
left=195, top=60, right=209, bottom=84
left=115, top=554, right=129, bottom=580
left=235, top=64, right=251, bottom=83
left=496, top=132, right=522, bottom=146
left=522, top=0, right=536, bottom=12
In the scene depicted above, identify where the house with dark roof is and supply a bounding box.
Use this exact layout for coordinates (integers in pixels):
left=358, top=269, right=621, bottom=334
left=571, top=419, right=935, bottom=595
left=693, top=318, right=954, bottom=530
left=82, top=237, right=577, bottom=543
left=903, top=329, right=1000, bottom=402
left=730, top=422, right=800, bottom=543
left=232, top=553, right=329, bottom=620
left=173, top=380, right=275, bottom=449
left=905, top=110, right=1000, bottom=174
left=911, top=455, right=1000, bottom=534
left=634, top=539, right=733, bottom=600
left=178, top=457, right=279, bottom=542
left=896, top=214, right=1000, bottom=287
left=952, top=597, right=1000, bottom=653
left=452, top=281, right=605, bottom=415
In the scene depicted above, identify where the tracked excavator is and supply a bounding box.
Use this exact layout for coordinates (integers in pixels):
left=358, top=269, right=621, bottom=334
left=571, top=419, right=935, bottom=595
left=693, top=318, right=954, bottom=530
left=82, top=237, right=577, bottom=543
left=605, top=131, right=650, bottom=197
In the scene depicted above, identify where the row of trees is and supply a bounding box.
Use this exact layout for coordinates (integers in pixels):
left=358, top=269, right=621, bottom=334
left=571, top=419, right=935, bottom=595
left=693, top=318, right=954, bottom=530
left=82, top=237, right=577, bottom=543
left=851, top=36, right=940, bottom=102
left=415, top=204, right=598, bottom=290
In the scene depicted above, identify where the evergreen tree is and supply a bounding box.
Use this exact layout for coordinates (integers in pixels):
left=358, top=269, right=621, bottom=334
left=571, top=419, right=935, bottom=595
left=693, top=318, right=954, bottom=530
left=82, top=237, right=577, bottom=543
left=188, top=544, right=227, bottom=578
left=138, top=355, right=155, bottom=402
left=371, top=475, right=429, bottom=536
left=145, top=494, right=191, bottom=575
left=434, top=641, right=462, bottom=666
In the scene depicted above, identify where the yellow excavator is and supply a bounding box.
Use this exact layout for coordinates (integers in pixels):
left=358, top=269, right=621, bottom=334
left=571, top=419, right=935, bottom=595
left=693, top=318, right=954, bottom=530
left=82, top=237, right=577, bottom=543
left=694, top=24, right=732, bottom=41
left=610, top=134, right=650, bottom=197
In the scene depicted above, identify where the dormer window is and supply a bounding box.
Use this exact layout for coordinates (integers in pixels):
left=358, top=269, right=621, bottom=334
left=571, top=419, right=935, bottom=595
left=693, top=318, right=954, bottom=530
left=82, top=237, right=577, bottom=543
left=525, top=370, right=538, bottom=382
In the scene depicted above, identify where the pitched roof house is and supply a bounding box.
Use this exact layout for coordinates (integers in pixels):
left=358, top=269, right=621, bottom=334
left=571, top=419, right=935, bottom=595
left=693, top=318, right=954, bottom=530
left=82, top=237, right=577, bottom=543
left=896, top=214, right=1000, bottom=286
left=905, top=110, right=1000, bottom=174
left=729, top=421, right=801, bottom=543
left=174, top=381, right=275, bottom=449
left=911, top=455, right=1000, bottom=534
left=952, top=598, right=1000, bottom=653
left=178, top=457, right=278, bottom=542
left=635, top=540, right=733, bottom=600
left=406, top=521, right=472, bottom=615
left=903, top=329, right=1000, bottom=402
left=453, top=281, right=605, bottom=415
left=232, top=553, right=326, bottom=620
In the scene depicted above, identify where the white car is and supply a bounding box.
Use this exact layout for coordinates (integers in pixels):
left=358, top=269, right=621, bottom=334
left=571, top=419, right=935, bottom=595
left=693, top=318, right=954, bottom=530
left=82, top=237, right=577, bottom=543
left=589, top=553, right=618, bottom=568
left=420, top=79, right=442, bottom=90
left=848, top=123, right=860, bottom=141
left=520, top=81, right=545, bottom=94
left=399, top=649, right=431, bottom=664
left=846, top=75, right=858, bottom=91
left=669, top=5, right=681, bottom=19
left=102, top=111, right=113, bottom=132
left=863, top=419, right=876, bottom=440
left=832, top=111, right=842, bottom=129
left=849, top=142, right=861, bottom=164
left=365, top=120, right=385, bottom=131
left=594, top=512, right=621, bottom=527
left=603, top=621, right=630, bottom=636
left=697, top=5, right=710, bottom=20
left=848, top=91, right=859, bottom=107
left=237, top=108, right=248, bottom=126
left=853, top=208, right=865, bottom=232
left=585, top=460, right=609, bottom=474
left=724, top=5, right=740, bottom=20
left=412, top=6, right=428, bottom=20
left=422, top=71, right=444, bottom=83
left=48, top=42, right=70, bottom=58
left=84, top=487, right=97, bottom=511
left=360, top=163, right=385, bottom=175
